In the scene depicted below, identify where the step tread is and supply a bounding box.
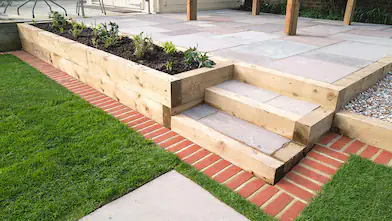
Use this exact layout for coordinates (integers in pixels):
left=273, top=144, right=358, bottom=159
left=183, top=104, right=290, bottom=155
left=214, top=80, right=320, bottom=117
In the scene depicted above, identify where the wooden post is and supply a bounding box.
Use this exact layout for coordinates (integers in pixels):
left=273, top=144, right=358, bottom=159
left=344, top=0, right=356, bottom=25
left=284, top=0, right=300, bottom=36
left=252, top=0, right=260, bottom=16
left=187, top=0, right=197, bottom=20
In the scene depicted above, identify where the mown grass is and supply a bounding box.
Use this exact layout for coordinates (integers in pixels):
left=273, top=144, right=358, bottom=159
left=0, top=54, right=179, bottom=220
left=297, top=155, right=392, bottom=221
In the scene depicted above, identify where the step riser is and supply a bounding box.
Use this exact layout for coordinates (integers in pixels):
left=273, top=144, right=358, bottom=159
left=171, top=114, right=285, bottom=184
left=205, top=87, right=299, bottom=139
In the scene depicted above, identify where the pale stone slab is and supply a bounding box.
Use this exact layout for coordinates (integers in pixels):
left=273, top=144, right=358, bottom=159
left=318, top=41, right=392, bottom=61
left=215, top=80, right=280, bottom=103
left=199, top=110, right=290, bottom=155
left=330, top=33, right=392, bottom=47
left=244, top=39, right=318, bottom=59
left=265, top=56, right=358, bottom=83
left=213, top=31, right=280, bottom=44
left=211, top=49, right=275, bottom=66
left=301, top=51, right=372, bottom=68
left=346, top=29, right=392, bottom=38
left=266, top=95, right=320, bottom=117
left=280, top=35, right=343, bottom=46
left=80, top=171, right=249, bottom=221
left=183, top=104, right=218, bottom=120
left=298, top=24, right=354, bottom=36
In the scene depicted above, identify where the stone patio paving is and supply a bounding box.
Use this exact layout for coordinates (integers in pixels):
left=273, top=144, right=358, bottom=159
left=75, top=9, right=392, bottom=84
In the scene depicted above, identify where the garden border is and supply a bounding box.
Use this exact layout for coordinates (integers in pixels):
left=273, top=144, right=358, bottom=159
left=17, top=23, right=233, bottom=127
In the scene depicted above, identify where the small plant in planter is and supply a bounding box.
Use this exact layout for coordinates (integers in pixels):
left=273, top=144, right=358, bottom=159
left=69, top=21, right=85, bottom=39
left=165, top=60, right=173, bottom=72
left=49, top=11, right=66, bottom=31
left=184, top=46, right=215, bottom=68
left=133, top=32, right=154, bottom=59
left=162, top=41, right=176, bottom=55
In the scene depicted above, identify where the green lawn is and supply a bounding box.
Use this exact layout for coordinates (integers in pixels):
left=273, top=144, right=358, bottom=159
left=297, top=155, right=392, bottom=221
left=0, top=54, right=274, bottom=221
left=0, top=54, right=179, bottom=220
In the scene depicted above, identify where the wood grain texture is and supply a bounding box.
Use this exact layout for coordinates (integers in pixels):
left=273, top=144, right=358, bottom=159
left=344, top=0, right=356, bottom=25
left=187, top=0, right=197, bottom=20
left=252, top=0, right=260, bottom=16
left=334, top=111, right=392, bottom=152
left=284, top=0, right=300, bottom=35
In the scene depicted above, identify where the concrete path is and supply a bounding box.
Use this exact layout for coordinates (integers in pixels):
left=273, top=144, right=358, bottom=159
left=80, top=170, right=249, bottom=221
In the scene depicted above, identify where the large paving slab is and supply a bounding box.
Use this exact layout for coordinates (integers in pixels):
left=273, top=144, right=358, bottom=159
left=183, top=104, right=290, bottom=155
left=80, top=171, right=249, bottom=221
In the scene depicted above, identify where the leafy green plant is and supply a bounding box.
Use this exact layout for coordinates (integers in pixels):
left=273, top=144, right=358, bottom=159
left=69, top=21, right=84, bottom=39
left=162, top=41, right=176, bottom=55
left=184, top=46, right=215, bottom=68
left=133, top=32, right=154, bottom=59
left=165, top=61, right=173, bottom=72
left=32, top=19, right=37, bottom=25
left=99, top=22, right=120, bottom=48
left=59, top=27, right=64, bottom=33
left=49, top=11, right=67, bottom=30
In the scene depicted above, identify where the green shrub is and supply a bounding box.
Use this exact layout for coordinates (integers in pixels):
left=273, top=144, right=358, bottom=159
left=184, top=46, right=215, bottom=68
left=133, top=32, right=154, bottom=59
left=162, top=41, right=176, bottom=55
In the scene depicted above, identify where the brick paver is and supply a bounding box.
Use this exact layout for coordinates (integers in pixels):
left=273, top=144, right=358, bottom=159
left=11, top=51, right=392, bottom=221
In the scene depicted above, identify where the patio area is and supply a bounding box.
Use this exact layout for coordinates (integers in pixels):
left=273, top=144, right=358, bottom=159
left=73, top=9, right=392, bottom=84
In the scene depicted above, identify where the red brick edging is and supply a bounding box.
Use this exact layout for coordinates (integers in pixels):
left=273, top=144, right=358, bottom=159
left=9, top=51, right=392, bottom=221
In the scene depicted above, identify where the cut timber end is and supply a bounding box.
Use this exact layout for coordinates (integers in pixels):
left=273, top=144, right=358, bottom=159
left=334, top=111, right=392, bottom=152
left=284, top=0, right=300, bottom=35
left=344, top=0, right=356, bottom=25
left=171, top=114, right=285, bottom=184
left=293, top=107, right=334, bottom=148
left=187, top=0, right=197, bottom=20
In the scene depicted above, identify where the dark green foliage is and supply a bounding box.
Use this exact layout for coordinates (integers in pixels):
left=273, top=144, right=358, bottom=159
left=132, top=32, right=154, bottom=59
left=297, top=155, right=392, bottom=221
left=240, top=0, right=392, bottom=25
left=184, top=46, right=216, bottom=68
left=0, top=54, right=179, bottom=221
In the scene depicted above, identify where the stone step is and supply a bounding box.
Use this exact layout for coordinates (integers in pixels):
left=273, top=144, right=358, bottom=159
left=205, top=80, right=320, bottom=139
left=171, top=104, right=307, bottom=184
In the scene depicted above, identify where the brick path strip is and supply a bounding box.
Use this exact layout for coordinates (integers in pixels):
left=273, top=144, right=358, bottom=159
left=9, top=51, right=392, bottom=221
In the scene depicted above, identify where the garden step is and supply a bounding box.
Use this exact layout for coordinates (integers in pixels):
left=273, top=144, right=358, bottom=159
left=205, top=80, right=320, bottom=139
left=171, top=104, right=307, bottom=184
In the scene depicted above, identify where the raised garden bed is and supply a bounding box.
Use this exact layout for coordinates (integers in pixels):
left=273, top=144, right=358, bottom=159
left=17, top=17, right=233, bottom=127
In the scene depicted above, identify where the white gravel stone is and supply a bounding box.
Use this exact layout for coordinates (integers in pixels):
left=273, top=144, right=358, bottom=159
left=344, top=72, right=392, bottom=123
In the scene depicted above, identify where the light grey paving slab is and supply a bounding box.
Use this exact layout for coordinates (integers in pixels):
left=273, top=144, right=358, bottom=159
left=80, top=171, right=249, bottom=221
left=243, top=23, right=285, bottom=33
left=211, top=49, right=275, bottom=66
left=215, top=80, right=280, bottom=103
left=183, top=104, right=218, bottom=120
left=161, top=28, right=202, bottom=36
left=301, top=51, right=372, bottom=68
left=265, top=55, right=358, bottom=83
left=159, top=32, right=241, bottom=52
left=279, top=35, right=343, bottom=46
left=349, top=23, right=391, bottom=31
left=199, top=27, right=247, bottom=35
left=330, top=33, right=392, bottom=47
left=199, top=109, right=290, bottom=155
left=242, top=39, right=318, bottom=59
left=212, top=31, right=280, bottom=44
left=346, top=29, right=392, bottom=38
left=298, top=24, right=354, bottom=36
left=119, top=26, right=168, bottom=35
left=266, top=95, right=320, bottom=117
left=318, top=41, right=392, bottom=62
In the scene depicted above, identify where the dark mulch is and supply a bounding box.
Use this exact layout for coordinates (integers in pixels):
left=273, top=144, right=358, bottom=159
left=35, top=23, right=198, bottom=75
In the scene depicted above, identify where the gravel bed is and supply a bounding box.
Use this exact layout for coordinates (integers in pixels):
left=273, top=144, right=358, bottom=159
left=344, top=72, right=392, bottom=123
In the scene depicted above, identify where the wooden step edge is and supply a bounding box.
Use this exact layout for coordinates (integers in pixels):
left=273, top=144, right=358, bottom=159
left=171, top=114, right=286, bottom=185
left=293, top=107, right=334, bottom=148
left=333, top=110, right=392, bottom=153
left=272, top=142, right=306, bottom=174
left=205, top=86, right=300, bottom=139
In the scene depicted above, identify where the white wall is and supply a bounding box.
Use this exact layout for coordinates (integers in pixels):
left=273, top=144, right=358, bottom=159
left=158, top=0, right=241, bottom=13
